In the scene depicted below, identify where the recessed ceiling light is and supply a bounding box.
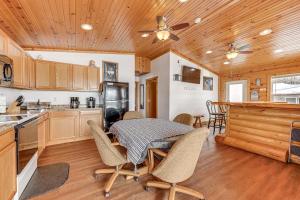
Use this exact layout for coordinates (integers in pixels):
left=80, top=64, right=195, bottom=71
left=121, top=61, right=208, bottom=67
left=179, top=0, right=188, bottom=2
left=224, top=61, right=230, bottom=65
left=141, top=33, right=149, bottom=38
left=274, top=49, right=283, bottom=53
left=81, top=23, right=93, bottom=31
left=194, top=17, right=202, bottom=24
left=259, top=29, right=272, bottom=36
left=206, top=50, right=213, bottom=54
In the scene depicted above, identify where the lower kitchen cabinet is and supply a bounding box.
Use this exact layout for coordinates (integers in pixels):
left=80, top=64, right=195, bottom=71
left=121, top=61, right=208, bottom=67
left=37, top=113, right=49, bottom=156
left=0, top=129, right=16, bottom=200
left=79, top=110, right=102, bottom=137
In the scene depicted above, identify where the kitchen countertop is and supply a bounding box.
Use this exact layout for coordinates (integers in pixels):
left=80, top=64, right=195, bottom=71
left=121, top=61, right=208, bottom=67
left=0, top=105, right=103, bottom=135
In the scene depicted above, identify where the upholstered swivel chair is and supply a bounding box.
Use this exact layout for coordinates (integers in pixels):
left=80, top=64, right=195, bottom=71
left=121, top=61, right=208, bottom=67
left=87, top=120, right=138, bottom=197
left=145, top=128, right=208, bottom=200
left=173, top=113, right=193, bottom=126
left=123, top=111, right=144, bottom=120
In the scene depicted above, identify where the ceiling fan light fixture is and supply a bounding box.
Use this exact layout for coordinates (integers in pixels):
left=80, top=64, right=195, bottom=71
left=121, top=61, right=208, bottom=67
left=81, top=23, right=93, bottom=31
left=194, top=17, right=202, bottom=24
left=226, top=51, right=238, bottom=59
left=259, top=29, right=272, bottom=36
left=206, top=50, right=213, bottom=54
left=156, top=30, right=170, bottom=41
left=141, top=33, right=149, bottom=38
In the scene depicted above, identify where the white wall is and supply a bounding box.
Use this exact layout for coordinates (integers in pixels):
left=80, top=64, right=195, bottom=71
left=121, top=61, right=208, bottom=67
left=169, top=52, right=219, bottom=120
left=139, top=52, right=170, bottom=119
left=1, top=51, right=135, bottom=109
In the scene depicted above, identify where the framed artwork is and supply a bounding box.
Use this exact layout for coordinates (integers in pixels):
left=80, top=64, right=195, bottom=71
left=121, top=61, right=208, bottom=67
left=255, top=78, right=261, bottom=86
left=140, top=84, right=144, bottom=109
left=250, top=90, right=259, bottom=101
left=203, top=76, right=213, bottom=91
left=103, top=61, right=118, bottom=82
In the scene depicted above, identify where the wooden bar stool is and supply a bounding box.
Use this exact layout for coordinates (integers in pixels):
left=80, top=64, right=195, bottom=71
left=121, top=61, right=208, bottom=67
left=193, top=115, right=204, bottom=128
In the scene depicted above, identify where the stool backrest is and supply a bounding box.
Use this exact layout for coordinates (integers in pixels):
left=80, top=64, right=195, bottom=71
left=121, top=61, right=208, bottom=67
left=206, top=100, right=218, bottom=114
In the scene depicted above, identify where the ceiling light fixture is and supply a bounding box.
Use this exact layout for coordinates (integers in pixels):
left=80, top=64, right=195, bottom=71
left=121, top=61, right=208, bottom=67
left=226, top=51, right=239, bottom=59
left=259, top=29, right=272, bottom=36
left=194, top=17, right=202, bottom=24
left=81, top=23, right=93, bottom=31
left=224, top=61, right=230, bottom=65
left=156, top=30, right=170, bottom=41
left=141, top=33, right=149, bottom=38
left=179, top=0, right=189, bottom=3
left=274, top=49, right=283, bottom=53
left=206, top=50, right=213, bottom=54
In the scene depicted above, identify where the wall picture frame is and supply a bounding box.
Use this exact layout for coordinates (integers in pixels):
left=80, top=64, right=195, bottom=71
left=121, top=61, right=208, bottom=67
left=203, top=76, right=213, bottom=91
left=103, top=61, right=118, bottom=82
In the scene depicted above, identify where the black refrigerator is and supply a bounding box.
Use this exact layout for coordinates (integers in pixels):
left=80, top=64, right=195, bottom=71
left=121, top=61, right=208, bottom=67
left=101, top=81, right=129, bottom=131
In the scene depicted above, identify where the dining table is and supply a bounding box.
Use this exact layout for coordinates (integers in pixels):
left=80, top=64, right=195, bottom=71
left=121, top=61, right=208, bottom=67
left=109, top=118, right=194, bottom=176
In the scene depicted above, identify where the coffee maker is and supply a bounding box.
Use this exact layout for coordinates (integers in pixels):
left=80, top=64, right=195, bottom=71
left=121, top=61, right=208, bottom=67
left=87, top=97, right=96, bottom=108
left=70, top=97, right=80, bottom=109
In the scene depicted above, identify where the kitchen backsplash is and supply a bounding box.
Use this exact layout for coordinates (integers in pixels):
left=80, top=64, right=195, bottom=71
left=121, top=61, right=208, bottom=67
left=0, top=87, right=101, bottom=106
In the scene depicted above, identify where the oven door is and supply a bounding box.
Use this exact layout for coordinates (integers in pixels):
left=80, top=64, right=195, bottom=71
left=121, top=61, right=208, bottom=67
left=15, top=117, right=38, bottom=174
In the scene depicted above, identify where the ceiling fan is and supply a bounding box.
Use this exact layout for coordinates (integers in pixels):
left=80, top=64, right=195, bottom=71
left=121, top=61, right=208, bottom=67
left=138, top=16, right=190, bottom=44
left=225, top=43, right=253, bottom=59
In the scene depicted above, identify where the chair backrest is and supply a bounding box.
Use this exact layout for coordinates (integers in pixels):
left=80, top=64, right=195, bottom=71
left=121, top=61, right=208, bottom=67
left=206, top=100, right=217, bottom=114
left=173, top=113, right=193, bottom=126
left=152, top=128, right=208, bottom=184
left=87, top=120, right=127, bottom=166
left=123, top=111, right=144, bottom=120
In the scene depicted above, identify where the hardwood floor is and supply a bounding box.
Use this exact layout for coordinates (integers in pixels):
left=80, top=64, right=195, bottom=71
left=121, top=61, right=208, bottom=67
left=34, top=136, right=300, bottom=200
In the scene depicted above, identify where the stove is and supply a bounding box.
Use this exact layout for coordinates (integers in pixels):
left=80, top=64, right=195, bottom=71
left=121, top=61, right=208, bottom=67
left=0, top=114, right=38, bottom=124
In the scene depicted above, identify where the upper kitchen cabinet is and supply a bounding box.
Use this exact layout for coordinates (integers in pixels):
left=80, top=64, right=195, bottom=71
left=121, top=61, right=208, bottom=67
left=72, top=65, right=87, bottom=91
left=26, top=55, right=36, bottom=89
left=87, top=66, right=100, bottom=91
left=135, top=56, right=150, bottom=75
left=7, top=40, right=25, bottom=88
left=35, top=60, right=55, bottom=89
left=55, top=63, right=72, bottom=90
left=0, top=30, right=7, bottom=55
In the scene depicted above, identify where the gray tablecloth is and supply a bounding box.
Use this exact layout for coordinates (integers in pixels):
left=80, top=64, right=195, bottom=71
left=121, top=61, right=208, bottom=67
left=109, top=118, right=193, bottom=164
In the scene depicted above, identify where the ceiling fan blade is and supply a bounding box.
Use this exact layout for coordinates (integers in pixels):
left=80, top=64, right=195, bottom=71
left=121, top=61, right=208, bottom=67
left=138, top=30, right=155, bottom=33
left=239, top=51, right=253, bottom=54
left=170, top=23, right=190, bottom=31
left=170, top=33, right=180, bottom=41
left=152, top=37, right=159, bottom=44
left=237, top=44, right=251, bottom=51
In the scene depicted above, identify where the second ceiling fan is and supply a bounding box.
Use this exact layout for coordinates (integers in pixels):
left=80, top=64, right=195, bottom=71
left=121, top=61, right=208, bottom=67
left=139, top=16, right=190, bottom=44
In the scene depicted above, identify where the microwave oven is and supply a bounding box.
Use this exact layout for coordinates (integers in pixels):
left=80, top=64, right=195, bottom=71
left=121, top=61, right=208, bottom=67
left=0, top=54, right=13, bottom=87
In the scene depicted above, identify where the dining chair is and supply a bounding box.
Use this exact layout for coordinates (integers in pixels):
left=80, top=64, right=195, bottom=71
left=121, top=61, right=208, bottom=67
left=123, top=111, right=144, bottom=120
left=87, top=120, right=138, bottom=197
left=145, top=128, right=209, bottom=200
left=206, top=100, right=226, bottom=134
left=173, top=113, right=193, bottom=126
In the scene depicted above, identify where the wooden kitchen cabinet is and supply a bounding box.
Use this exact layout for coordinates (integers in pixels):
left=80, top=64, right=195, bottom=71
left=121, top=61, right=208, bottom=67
left=35, top=60, right=55, bottom=89
left=48, top=111, right=80, bottom=145
left=87, top=66, right=100, bottom=91
left=72, top=65, right=87, bottom=91
left=38, top=113, right=49, bottom=156
left=0, top=29, right=7, bottom=55
left=55, top=63, right=72, bottom=90
left=7, top=40, right=25, bottom=87
left=79, top=110, right=102, bottom=137
left=135, top=56, right=150, bottom=75
left=26, top=55, right=36, bottom=89
left=0, top=129, right=16, bottom=200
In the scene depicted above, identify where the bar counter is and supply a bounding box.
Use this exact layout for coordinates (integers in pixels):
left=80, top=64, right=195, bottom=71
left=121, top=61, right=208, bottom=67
left=216, top=102, right=300, bottom=163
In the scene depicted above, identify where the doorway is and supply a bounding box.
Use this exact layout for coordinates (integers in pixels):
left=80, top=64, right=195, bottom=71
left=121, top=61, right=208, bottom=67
left=226, top=80, right=248, bottom=102
left=146, top=77, right=158, bottom=118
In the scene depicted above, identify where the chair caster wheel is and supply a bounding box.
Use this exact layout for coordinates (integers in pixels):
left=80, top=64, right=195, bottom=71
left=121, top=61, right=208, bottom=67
left=134, top=177, right=139, bottom=182
left=104, top=192, right=110, bottom=198
left=144, top=186, right=149, bottom=192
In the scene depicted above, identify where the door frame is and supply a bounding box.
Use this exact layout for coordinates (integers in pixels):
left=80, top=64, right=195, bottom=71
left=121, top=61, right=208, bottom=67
left=225, top=80, right=248, bottom=102
left=146, top=76, right=158, bottom=118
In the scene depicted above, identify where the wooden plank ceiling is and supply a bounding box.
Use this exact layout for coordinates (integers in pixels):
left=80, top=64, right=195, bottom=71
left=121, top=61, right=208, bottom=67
left=0, top=0, right=299, bottom=75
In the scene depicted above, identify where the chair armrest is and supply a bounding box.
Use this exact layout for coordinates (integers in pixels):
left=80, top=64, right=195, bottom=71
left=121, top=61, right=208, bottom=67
left=151, top=148, right=168, bottom=157
left=112, top=142, right=120, bottom=146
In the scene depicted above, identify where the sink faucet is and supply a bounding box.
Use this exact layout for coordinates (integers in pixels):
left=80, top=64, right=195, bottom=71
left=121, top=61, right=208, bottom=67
left=37, top=99, right=40, bottom=106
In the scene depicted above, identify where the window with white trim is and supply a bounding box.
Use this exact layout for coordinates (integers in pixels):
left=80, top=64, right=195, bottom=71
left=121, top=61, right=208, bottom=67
left=271, top=74, right=300, bottom=104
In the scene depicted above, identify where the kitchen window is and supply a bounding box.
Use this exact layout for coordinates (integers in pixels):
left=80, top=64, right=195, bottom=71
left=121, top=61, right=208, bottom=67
left=271, top=74, right=300, bottom=104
